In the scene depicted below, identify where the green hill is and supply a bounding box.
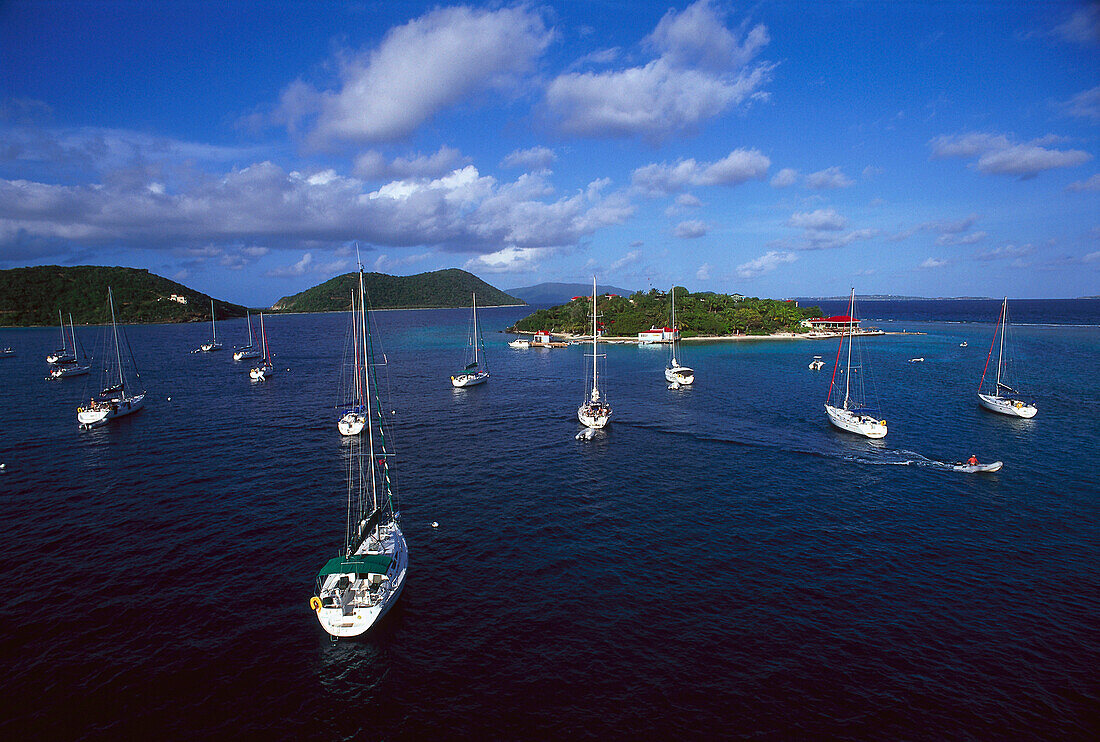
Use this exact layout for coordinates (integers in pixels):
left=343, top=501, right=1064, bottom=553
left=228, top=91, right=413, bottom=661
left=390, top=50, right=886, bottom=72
left=273, top=268, right=524, bottom=312
left=511, top=288, right=823, bottom=336
left=0, top=265, right=248, bottom=326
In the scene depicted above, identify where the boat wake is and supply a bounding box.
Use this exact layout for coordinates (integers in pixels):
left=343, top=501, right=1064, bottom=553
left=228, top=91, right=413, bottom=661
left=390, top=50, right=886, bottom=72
left=625, top=421, right=980, bottom=473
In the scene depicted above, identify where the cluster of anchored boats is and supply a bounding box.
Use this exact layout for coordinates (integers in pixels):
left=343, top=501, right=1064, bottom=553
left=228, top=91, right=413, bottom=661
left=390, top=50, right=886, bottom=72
left=10, top=278, right=1036, bottom=638
left=813, top=291, right=1035, bottom=459
left=68, top=290, right=279, bottom=431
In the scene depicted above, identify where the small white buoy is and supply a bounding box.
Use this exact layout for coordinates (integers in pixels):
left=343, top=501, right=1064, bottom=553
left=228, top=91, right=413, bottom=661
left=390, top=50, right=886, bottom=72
left=167, top=396, right=172, bottom=401
left=431, top=521, right=439, bottom=528
left=0, top=463, right=6, bottom=469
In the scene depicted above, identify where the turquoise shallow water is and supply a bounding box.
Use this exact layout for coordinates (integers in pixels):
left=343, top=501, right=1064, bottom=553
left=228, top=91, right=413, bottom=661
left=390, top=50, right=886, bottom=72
left=0, top=299, right=1097, bottom=740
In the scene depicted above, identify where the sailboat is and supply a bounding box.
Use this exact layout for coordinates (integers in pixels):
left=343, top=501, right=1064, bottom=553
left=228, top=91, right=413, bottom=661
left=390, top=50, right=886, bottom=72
left=233, top=312, right=261, bottom=361
left=46, top=310, right=77, bottom=364
left=48, top=313, right=90, bottom=379
left=808, top=356, right=825, bottom=370
left=196, top=300, right=222, bottom=352
left=0, top=346, right=13, bottom=358
left=77, top=287, right=146, bottom=429
left=978, top=297, right=1036, bottom=418
left=248, top=313, right=274, bottom=381
left=578, top=277, right=612, bottom=428
left=311, top=264, right=407, bottom=638
left=664, top=287, right=694, bottom=386
left=450, top=292, right=490, bottom=388
left=824, top=289, right=887, bottom=439
left=338, top=290, right=367, bottom=436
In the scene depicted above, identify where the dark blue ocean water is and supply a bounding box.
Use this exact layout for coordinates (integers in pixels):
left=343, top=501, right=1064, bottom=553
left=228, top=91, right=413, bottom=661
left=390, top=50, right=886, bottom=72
left=1, top=300, right=1098, bottom=740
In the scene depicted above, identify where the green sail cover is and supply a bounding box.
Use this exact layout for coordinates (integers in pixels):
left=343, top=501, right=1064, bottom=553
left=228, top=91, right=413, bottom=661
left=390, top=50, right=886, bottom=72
left=318, top=554, right=392, bottom=576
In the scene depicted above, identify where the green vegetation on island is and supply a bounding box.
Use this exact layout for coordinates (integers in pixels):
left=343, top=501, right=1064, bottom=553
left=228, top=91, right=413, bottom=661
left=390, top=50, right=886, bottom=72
left=511, top=288, right=823, bottom=336
left=0, top=266, right=247, bottom=326
left=273, top=268, right=524, bottom=312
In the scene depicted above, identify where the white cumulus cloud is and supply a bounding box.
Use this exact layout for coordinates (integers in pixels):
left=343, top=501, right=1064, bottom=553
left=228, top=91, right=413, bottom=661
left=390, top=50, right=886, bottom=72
left=276, top=5, right=553, bottom=146
left=674, top=220, right=708, bottom=238
left=736, top=250, right=795, bottom=278
left=787, top=208, right=847, bottom=231
left=501, top=146, right=557, bottom=170
left=929, top=131, right=1092, bottom=178
left=544, top=0, right=772, bottom=142
left=804, top=166, right=854, bottom=189
left=631, top=148, right=769, bottom=195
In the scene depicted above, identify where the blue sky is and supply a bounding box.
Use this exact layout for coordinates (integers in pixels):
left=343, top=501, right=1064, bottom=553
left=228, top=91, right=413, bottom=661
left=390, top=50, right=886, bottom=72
left=1, top=1, right=1097, bottom=305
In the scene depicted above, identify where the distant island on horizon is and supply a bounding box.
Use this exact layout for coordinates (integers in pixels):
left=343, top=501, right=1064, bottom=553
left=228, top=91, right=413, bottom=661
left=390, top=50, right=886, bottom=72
left=273, top=268, right=523, bottom=312
left=0, top=265, right=249, bottom=326
left=0, top=265, right=523, bottom=326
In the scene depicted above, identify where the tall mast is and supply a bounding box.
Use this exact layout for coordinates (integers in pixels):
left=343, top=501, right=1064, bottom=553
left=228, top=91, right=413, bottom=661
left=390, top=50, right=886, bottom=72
left=259, top=313, right=268, bottom=362
left=472, top=292, right=478, bottom=366
left=350, top=290, right=361, bottom=404
left=843, top=289, right=854, bottom=409
left=359, top=265, right=379, bottom=519
left=670, top=287, right=676, bottom=362
left=247, top=311, right=253, bottom=346
left=109, top=287, right=124, bottom=390
left=210, top=300, right=217, bottom=343
left=591, top=276, right=598, bottom=398
left=69, top=313, right=78, bottom=360
left=59, top=309, right=67, bottom=351
left=995, top=297, right=1006, bottom=393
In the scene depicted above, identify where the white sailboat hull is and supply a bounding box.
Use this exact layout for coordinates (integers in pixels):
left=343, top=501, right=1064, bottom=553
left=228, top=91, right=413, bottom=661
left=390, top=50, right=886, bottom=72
left=77, top=393, right=146, bottom=429
left=315, top=524, right=408, bottom=638
left=233, top=347, right=260, bottom=361
left=47, top=351, right=76, bottom=364
left=250, top=364, right=274, bottom=381
left=809, top=361, right=824, bottom=370
left=578, top=403, right=611, bottom=429
left=198, top=342, right=222, bottom=352
left=49, top=364, right=90, bottom=379
left=665, top=365, right=694, bottom=385
left=825, top=403, right=887, bottom=439
left=338, top=412, right=366, bottom=436
left=451, top=371, right=489, bottom=388
left=978, top=393, right=1036, bottom=418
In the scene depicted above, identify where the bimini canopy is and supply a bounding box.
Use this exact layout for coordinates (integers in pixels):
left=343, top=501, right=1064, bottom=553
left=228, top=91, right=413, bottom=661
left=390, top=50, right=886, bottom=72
left=318, top=554, right=392, bottom=576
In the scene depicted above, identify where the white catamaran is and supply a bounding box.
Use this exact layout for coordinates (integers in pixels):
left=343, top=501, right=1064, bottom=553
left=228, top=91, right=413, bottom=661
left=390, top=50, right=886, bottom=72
left=249, top=313, right=275, bottom=381
left=664, top=287, right=694, bottom=386
left=578, top=277, right=612, bottom=428
left=48, top=313, right=90, bottom=379
left=46, top=309, right=77, bottom=365
left=824, top=289, right=887, bottom=439
left=978, top=297, right=1037, bottom=418
left=77, top=287, right=146, bottom=429
left=311, top=265, right=407, bottom=638
left=196, top=299, right=222, bottom=352
left=451, top=292, right=490, bottom=388
left=233, top=312, right=261, bottom=361
left=338, top=289, right=367, bottom=436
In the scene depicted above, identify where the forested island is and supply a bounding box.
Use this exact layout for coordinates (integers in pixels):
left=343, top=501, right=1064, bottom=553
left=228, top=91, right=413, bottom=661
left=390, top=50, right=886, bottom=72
left=0, top=266, right=247, bottom=326
left=273, top=268, right=523, bottom=312
left=511, top=288, right=823, bottom=337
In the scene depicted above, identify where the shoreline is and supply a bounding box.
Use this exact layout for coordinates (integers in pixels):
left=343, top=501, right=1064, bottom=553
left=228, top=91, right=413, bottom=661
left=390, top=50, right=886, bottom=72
left=1, top=303, right=530, bottom=328
left=509, top=329, right=921, bottom=344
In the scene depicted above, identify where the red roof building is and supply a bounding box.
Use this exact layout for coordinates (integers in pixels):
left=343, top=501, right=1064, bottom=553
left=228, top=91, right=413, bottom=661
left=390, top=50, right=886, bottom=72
left=803, top=315, right=860, bottom=330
